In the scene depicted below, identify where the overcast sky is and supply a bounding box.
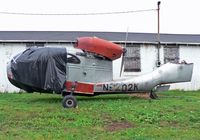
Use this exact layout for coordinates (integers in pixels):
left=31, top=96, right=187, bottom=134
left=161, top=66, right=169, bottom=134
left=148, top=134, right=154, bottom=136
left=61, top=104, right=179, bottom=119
left=0, top=0, right=200, bottom=34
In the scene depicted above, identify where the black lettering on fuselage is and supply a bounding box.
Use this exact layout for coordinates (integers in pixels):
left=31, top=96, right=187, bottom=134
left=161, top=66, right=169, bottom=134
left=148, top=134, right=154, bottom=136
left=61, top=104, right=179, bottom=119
left=102, top=83, right=138, bottom=92
left=128, top=84, right=133, bottom=91
left=103, top=84, right=109, bottom=91
left=122, top=84, right=127, bottom=91
left=134, top=83, right=138, bottom=91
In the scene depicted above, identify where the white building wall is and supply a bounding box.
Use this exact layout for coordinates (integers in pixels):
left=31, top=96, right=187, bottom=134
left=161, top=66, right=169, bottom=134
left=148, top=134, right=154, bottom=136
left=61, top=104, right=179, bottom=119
left=113, top=56, right=122, bottom=79
left=0, top=43, right=26, bottom=92
left=140, top=44, right=158, bottom=74
left=170, top=45, right=200, bottom=90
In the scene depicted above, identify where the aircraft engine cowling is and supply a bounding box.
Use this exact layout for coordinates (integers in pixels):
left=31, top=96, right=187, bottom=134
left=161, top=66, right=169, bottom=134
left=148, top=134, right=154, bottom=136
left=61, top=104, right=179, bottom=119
left=75, top=37, right=123, bottom=60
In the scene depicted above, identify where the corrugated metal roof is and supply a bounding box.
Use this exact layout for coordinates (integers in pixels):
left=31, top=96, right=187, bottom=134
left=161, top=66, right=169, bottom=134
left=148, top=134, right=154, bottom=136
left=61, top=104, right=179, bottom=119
left=0, top=31, right=200, bottom=44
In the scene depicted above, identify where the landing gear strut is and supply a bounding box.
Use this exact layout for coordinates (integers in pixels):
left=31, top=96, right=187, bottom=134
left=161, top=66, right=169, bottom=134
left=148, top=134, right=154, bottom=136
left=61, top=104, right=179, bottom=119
left=62, top=81, right=78, bottom=108
left=149, top=90, right=158, bottom=99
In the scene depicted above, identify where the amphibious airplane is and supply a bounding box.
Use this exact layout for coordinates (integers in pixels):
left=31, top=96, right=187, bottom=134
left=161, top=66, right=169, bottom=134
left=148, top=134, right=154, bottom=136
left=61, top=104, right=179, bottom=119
left=7, top=37, right=193, bottom=108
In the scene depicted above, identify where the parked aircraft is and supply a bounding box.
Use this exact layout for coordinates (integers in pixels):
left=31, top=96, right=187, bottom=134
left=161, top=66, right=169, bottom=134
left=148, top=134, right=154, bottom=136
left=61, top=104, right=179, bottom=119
left=7, top=37, right=193, bottom=108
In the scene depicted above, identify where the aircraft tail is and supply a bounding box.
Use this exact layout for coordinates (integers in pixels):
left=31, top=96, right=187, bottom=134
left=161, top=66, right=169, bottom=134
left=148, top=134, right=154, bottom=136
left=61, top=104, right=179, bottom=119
left=153, top=62, right=193, bottom=84
left=122, top=62, right=194, bottom=92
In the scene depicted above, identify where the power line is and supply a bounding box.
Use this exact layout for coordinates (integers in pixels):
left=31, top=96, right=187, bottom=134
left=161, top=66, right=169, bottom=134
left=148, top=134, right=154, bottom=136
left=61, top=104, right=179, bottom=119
left=0, top=9, right=156, bottom=16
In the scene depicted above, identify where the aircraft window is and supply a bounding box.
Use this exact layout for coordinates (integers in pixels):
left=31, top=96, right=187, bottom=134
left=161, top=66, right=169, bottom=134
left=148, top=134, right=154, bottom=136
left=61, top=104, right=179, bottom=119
left=67, top=53, right=81, bottom=64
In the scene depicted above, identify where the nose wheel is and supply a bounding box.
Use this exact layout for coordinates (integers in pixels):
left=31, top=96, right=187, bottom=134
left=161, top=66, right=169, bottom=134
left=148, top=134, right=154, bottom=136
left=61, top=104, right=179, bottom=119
left=62, top=95, right=77, bottom=108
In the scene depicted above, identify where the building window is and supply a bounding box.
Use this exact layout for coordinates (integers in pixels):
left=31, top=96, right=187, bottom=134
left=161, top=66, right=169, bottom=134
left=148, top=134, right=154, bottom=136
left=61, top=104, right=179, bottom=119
left=26, top=43, right=45, bottom=48
left=124, top=44, right=141, bottom=72
left=164, top=45, right=179, bottom=63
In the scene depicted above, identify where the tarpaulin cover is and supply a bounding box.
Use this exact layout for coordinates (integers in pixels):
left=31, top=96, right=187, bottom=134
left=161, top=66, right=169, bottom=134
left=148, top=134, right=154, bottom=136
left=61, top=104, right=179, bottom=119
left=10, top=47, right=67, bottom=93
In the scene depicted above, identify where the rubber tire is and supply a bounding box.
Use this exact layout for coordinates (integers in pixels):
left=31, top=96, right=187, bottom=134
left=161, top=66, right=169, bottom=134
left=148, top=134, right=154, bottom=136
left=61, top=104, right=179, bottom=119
left=62, top=95, right=77, bottom=108
left=149, top=91, right=158, bottom=99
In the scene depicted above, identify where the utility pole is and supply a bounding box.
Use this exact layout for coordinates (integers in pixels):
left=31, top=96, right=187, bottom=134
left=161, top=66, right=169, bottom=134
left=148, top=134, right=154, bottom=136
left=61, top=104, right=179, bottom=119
left=157, top=1, right=161, bottom=67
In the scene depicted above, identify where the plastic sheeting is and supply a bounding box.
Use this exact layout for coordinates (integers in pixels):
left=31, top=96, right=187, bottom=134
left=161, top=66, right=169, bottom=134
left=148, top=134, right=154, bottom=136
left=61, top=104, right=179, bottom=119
left=10, top=47, right=67, bottom=93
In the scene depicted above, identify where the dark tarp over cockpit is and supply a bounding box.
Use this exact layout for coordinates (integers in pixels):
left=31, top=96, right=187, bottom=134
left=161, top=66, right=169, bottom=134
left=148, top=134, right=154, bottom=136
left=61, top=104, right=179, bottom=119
left=10, top=47, right=67, bottom=93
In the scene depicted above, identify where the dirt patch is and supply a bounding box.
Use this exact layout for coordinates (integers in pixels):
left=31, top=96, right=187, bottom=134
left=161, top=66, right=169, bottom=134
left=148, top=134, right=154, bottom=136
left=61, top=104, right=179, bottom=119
left=159, top=120, right=179, bottom=128
left=102, top=113, right=134, bottom=132
left=106, top=120, right=133, bottom=132
left=129, top=93, right=150, bottom=99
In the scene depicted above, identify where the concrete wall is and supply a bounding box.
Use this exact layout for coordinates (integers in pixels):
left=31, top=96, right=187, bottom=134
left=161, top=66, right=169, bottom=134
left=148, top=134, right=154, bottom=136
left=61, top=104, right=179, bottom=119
left=0, top=43, right=199, bottom=92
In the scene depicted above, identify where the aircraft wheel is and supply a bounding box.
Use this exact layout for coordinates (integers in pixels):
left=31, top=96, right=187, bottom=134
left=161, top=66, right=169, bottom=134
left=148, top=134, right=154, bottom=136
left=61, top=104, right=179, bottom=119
left=149, top=91, right=158, bottom=99
left=62, top=95, right=77, bottom=108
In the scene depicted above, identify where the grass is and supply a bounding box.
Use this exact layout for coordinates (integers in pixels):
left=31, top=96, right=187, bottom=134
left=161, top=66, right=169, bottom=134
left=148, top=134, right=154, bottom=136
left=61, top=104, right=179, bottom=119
left=0, top=91, right=200, bottom=140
